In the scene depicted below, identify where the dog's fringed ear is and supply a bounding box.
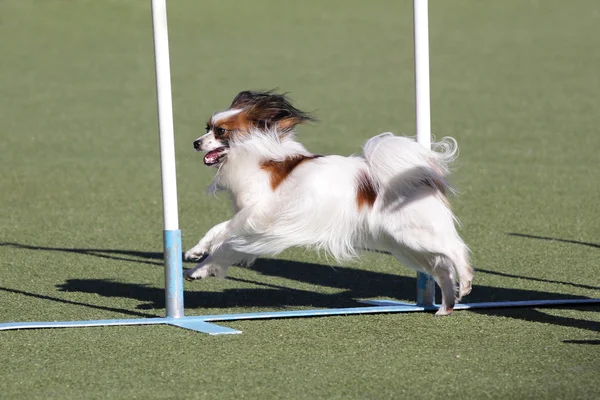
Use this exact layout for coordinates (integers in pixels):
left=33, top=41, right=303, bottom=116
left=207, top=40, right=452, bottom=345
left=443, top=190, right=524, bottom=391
left=247, top=92, right=315, bottom=132
left=275, top=113, right=313, bottom=132
left=229, top=90, right=315, bottom=132
left=230, top=90, right=261, bottom=109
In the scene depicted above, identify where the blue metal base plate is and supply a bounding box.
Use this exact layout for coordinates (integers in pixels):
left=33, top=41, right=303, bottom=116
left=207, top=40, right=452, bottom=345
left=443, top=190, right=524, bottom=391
left=0, top=317, right=241, bottom=335
left=0, top=298, right=598, bottom=335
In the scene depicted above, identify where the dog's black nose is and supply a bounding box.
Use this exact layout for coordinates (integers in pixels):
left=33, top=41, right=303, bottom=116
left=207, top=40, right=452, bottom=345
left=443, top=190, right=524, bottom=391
left=193, top=139, right=202, bottom=151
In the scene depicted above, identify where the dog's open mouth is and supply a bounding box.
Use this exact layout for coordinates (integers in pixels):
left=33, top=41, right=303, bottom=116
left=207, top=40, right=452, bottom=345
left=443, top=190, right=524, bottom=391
left=203, top=147, right=227, bottom=166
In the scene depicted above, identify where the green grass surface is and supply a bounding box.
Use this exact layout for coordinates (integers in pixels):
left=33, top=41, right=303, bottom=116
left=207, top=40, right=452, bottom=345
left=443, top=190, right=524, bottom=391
left=1, top=0, right=599, bottom=399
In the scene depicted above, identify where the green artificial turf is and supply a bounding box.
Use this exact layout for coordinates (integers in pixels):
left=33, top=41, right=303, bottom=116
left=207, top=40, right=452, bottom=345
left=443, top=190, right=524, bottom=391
left=0, top=0, right=599, bottom=399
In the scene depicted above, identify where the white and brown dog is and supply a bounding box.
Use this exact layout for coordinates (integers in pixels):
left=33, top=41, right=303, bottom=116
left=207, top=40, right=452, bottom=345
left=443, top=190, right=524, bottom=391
left=185, top=90, right=472, bottom=315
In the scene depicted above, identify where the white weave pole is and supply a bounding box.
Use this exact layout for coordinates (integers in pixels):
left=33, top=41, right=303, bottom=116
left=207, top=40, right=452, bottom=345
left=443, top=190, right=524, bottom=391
left=151, top=0, right=184, bottom=319
left=151, top=0, right=178, bottom=231
left=413, top=0, right=436, bottom=306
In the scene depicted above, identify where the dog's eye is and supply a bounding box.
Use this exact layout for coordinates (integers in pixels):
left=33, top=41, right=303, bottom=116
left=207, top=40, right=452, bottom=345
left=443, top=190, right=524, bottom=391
left=215, top=127, right=226, bottom=136
left=205, top=124, right=210, bottom=133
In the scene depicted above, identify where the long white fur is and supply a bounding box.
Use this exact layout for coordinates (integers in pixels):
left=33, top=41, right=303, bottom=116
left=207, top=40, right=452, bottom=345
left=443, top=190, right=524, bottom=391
left=186, top=129, right=473, bottom=315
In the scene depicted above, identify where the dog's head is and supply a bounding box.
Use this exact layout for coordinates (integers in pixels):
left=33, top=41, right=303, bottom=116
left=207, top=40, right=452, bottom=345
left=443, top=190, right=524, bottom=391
left=193, top=90, right=314, bottom=166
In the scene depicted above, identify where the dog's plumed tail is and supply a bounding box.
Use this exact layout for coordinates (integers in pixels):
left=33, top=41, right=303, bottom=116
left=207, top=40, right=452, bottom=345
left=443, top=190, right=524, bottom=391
left=362, top=133, right=472, bottom=302
left=362, top=132, right=457, bottom=193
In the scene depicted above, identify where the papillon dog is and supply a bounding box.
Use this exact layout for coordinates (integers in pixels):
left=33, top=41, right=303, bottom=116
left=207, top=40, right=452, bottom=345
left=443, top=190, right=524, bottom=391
left=185, top=90, right=472, bottom=315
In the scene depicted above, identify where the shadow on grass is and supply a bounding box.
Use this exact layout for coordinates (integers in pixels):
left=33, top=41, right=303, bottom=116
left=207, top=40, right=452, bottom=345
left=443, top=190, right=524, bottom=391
left=0, top=242, right=162, bottom=267
left=508, top=232, right=600, bottom=249
left=563, top=339, right=600, bottom=345
left=1, top=241, right=599, bottom=334
left=0, top=285, right=158, bottom=318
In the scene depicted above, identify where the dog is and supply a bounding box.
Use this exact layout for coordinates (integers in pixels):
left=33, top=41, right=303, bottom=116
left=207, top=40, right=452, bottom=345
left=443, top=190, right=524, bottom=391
left=185, top=90, right=472, bottom=315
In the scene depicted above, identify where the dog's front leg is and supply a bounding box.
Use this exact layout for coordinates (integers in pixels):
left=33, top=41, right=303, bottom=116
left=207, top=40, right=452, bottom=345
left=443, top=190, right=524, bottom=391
left=184, top=240, right=251, bottom=281
left=184, top=220, right=230, bottom=261
left=184, top=211, right=260, bottom=280
left=184, top=253, right=230, bottom=280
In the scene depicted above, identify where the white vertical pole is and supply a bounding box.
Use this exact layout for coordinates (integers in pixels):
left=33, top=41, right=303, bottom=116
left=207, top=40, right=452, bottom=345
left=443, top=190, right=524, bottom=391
left=413, top=0, right=436, bottom=307
left=151, top=0, right=178, bottom=232
left=151, top=0, right=184, bottom=318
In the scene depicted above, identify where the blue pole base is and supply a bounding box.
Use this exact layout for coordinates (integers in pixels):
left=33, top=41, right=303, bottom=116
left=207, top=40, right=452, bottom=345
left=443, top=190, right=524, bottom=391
left=416, top=272, right=435, bottom=307
left=0, top=317, right=241, bottom=335
left=0, top=298, right=598, bottom=335
left=167, top=318, right=241, bottom=335
left=360, top=298, right=600, bottom=311
left=164, top=229, right=184, bottom=319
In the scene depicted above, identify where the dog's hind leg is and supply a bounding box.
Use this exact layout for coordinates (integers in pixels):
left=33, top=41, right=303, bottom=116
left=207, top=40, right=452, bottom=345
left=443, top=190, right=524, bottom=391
left=429, top=256, right=457, bottom=316
left=387, top=248, right=457, bottom=316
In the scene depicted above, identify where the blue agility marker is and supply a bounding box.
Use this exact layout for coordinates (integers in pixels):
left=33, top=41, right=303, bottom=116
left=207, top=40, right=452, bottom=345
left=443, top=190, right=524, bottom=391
left=0, top=0, right=598, bottom=335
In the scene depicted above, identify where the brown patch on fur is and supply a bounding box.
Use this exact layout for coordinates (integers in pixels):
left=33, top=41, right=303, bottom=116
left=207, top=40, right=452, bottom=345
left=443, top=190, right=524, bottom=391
left=210, top=107, right=306, bottom=137
left=208, top=112, right=253, bottom=141
left=217, top=113, right=252, bottom=135
left=356, top=171, right=378, bottom=209
left=261, top=155, right=321, bottom=190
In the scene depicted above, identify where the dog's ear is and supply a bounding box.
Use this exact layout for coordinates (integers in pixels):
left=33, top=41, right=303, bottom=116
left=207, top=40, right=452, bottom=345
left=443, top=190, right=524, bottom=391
left=276, top=113, right=313, bottom=132
left=246, top=93, right=315, bottom=132
left=230, top=90, right=258, bottom=109
left=230, top=89, right=282, bottom=109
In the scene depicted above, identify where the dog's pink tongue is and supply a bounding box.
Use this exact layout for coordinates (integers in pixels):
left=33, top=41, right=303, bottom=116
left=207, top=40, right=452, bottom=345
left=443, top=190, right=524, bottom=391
left=203, top=149, right=222, bottom=166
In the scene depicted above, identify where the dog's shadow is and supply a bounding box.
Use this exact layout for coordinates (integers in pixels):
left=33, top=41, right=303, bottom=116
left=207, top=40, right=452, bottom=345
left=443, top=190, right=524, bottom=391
left=57, top=257, right=600, bottom=334
left=1, top=239, right=599, bottom=335
left=50, top=257, right=416, bottom=311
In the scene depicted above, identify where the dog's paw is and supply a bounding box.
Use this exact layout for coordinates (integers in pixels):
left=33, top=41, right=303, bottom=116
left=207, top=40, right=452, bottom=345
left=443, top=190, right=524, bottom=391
left=434, top=306, right=453, bottom=316
left=184, top=266, right=210, bottom=281
left=184, top=246, right=209, bottom=262
left=184, top=264, right=227, bottom=281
